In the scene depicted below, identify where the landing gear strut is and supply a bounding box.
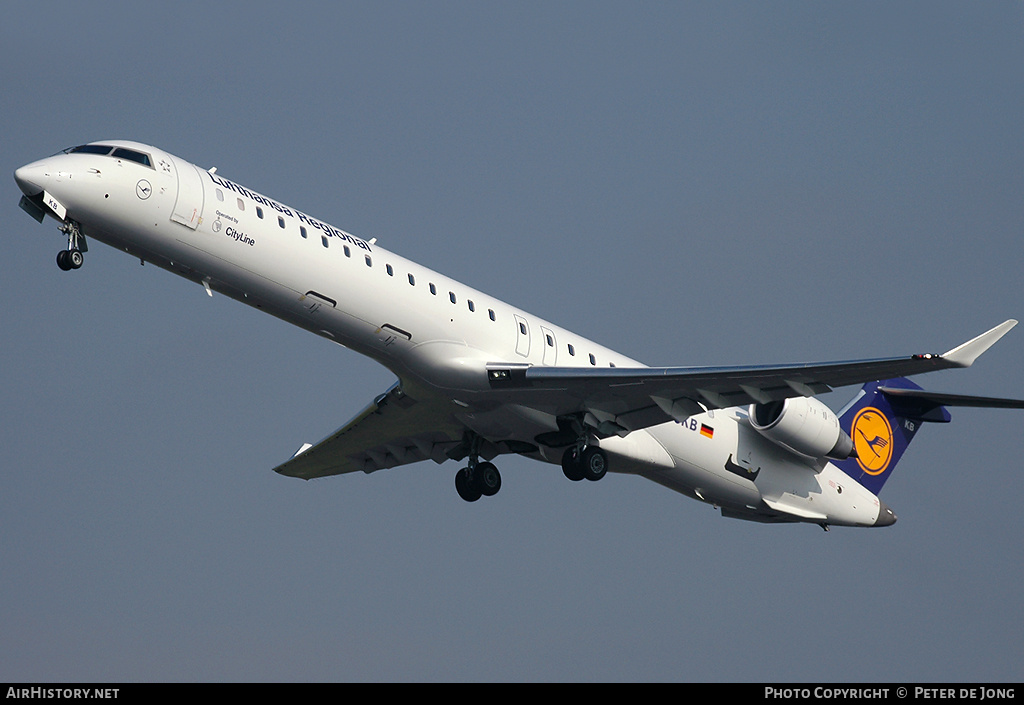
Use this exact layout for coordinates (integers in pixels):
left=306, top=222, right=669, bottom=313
left=56, top=220, right=86, bottom=271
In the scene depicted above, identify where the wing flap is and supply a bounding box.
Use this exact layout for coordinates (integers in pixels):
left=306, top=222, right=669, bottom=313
left=274, top=383, right=465, bottom=480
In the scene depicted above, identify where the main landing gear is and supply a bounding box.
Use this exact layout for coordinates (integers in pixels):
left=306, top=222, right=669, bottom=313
left=454, top=432, right=503, bottom=502
left=452, top=429, right=609, bottom=503
left=455, top=460, right=502, bottom=502
left=561, top=444, right=608, bottom=482
left=55, top=220, right=86, bottom=271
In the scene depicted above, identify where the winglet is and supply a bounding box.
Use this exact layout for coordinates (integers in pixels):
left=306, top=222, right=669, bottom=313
left=942, top=320, right=1018, bottom=368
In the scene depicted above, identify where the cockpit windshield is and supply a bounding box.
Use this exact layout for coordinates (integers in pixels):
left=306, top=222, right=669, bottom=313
left=67, top=144, right=113, bottom=155
left=64, top=144, right=152, bottom=167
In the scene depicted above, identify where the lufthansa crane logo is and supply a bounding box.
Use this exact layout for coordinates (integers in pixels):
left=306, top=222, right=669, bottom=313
left=136, top=179, right=152, bottom=200
left=851, top=407, right=894, bottom=475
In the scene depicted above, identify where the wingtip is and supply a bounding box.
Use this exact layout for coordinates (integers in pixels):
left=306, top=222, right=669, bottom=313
left=942, top=320, right=1018, bottom=367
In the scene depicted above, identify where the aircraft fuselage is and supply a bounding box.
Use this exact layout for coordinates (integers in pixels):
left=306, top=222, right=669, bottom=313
left=14, top=141, right=904, bottom=528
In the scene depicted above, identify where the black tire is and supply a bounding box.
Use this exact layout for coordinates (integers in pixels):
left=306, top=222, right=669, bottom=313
left=56, top=250, right=72, bottom=271
left=475, top=462, right=501, bottom=496
left=561, top=447, right=585, bottom=481
left=455, top=467, right=481, bottom=502
left=580, top=446, right=608, bottom=482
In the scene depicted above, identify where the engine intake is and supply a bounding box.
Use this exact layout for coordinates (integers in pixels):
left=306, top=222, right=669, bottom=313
left=749, top=396, right=854, bottom=460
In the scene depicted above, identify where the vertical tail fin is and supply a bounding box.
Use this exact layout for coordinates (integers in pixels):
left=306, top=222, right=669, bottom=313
left=833, top=378, right=950, bottom=494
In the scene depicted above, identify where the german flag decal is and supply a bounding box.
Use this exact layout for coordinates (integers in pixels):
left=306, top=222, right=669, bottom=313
left=700, top=424, right=714, bottom=439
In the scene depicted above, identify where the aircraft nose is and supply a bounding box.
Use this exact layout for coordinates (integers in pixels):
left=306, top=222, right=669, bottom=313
left=875, top=500, right=897, bottom=527
left=14, top=161, right=48, bottom=197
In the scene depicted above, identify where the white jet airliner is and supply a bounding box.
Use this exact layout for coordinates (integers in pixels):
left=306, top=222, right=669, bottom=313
left=15, top=141, right=1024, bottom=529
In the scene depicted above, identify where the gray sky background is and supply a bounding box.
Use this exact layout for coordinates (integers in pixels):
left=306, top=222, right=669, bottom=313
left=2, top=1, right=1022, bottom=682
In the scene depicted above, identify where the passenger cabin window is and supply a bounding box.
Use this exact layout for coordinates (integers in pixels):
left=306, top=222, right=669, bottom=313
left=488, top=309, right=496, bottom=321
left=589, top=354, right=596, bottom=366
left=300, top=226, right=308, bottom=239
left=256, top=206, right=264, bottom=219
left=386, top=264, right=394, bottom=276
left=365, top=255, right=372, bottom=267
left=278, top=216, right=285, bottom=228
left=321, top=236, right=329, bottom=248
left=568, top=344, right=575, bottom=356
left=408, top=274, right=416, bottom=286
left=216, top=189, right=224, bottom=202
left=429, top=283, right=437, bottom=295
left=468, top=300, right=475, bottom=312
left=236, top=199, right=245, bottom=211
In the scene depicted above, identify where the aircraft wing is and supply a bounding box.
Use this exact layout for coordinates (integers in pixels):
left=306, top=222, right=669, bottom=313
left=274, top=382, right=466, bottom=480
left=277, top=321, right=1018, bottom=477
left=486, top=320, right=1019, bottom=436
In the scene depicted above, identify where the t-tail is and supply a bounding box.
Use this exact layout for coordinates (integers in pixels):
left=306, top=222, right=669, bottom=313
left=832, top=378, right=942, bottom=494
left=834, top=376, right=1024, bottom=495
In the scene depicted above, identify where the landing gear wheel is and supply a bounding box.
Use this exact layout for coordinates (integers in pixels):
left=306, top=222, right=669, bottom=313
left=561, top=447, right=585, bottom=481
left=455, top=461, right=503, bottom=502
left=455, top=467, right=482, bottom=502
left=56, top=249, right=83, bottom=271
left=562, top=445, right=608, bottom=482
left=476, top=462, right=501, bottom=497
left=580, top=446, right=608, bottom=482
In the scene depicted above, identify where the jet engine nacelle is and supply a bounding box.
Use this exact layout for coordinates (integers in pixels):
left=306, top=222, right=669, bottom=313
left=748, top=396, right=854, bottom=460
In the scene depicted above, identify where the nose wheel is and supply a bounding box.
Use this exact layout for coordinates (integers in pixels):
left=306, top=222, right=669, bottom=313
left=56, top=219, right=87, bottom=271
left=57, top=249, right=84, bottom=270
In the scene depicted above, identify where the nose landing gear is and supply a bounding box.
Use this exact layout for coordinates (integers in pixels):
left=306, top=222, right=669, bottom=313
left=56, top=220, right=87, bottom=271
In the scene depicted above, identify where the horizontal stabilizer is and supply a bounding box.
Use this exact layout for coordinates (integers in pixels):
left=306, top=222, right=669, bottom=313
left=880, top=386, right=1024, bottom=419
left=836, top=375, right=1024, bottom=493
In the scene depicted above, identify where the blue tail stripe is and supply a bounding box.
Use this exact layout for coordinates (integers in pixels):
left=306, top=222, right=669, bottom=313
left=834, top=378, right=940, bottom=494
